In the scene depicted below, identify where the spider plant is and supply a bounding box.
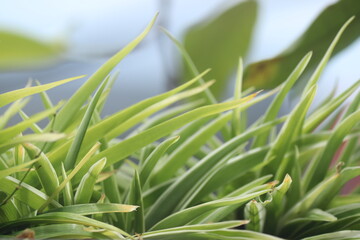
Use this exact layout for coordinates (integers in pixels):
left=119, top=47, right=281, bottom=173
left=0, top=14, right=359, bottom=240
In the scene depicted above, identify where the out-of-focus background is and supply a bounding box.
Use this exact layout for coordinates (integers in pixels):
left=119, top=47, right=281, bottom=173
left=1, top=0, right=359, bottom=116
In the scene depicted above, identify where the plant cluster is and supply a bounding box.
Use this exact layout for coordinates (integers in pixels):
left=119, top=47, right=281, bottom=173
left=0, top=15, right=359, bottom=240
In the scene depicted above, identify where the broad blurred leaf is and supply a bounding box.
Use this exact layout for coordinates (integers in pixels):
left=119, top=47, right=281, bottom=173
left=244, top=0, right=360, bottom=89
left=0, top=31, right=65, bottom=70
left=184, top=0, right=257, bottom=97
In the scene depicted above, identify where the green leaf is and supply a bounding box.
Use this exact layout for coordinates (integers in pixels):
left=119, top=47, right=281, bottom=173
left=0, top=30, right=64, bottom=70
left=261, top=85, right=317, bottom=175
left=53, top=14, right=158, bottom=133
left=38, top=143, right=100, bottom=212
left=150, top=189, right=270, bottom=231
left=0, top=76, right=83, bottom=108
left=153, top=113, right=231, bottom=183
left=302, top=231, right=360, bottom=240
left=142, top=221, right=249, bottom=239
left=0, top=212, right=130, bottom=237
left=0, top=133, right=65, bottom=153
left=14, top=224, right=109, bottom=239
left=47, top=203, right=138, bottom=215
left=60, top=163, right=73, bottom=206
left=171, top=229, right=284, bottom=240
left=126, top=170, right=144, bottom=234
left=0, top=176, right=61, bottom=210
left=139, top=136, right=180, bottom=186
left=304, top=110, right=360, bottom=190
left=244, top=1, right=359, bottom=90
left=281, top=173, right=339, bottom=223
left=73, top=93, right=258, bottom=184
left=0, top=103, right=62, bottom=143
left=245, top=200, right=265, bottom=232
left=183, top=0, right=257, bottom=97
left=231, top=58, right=244, bottom=136
left=252, top=52, right=312, bottom=148
left=23, top=143, right=59, bottom=199
left=64, top=76, right=107, bottom=170
left=74, top=158, right=107, bottom=204
left=0, top=159, right=38, bottom=179
left=304, top=79, right=360, bottom=133
left=0, top=99, right=29, bottom=130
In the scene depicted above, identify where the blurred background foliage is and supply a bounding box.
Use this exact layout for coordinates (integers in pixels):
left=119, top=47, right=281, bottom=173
left=0, top=0, right=359, bottom=114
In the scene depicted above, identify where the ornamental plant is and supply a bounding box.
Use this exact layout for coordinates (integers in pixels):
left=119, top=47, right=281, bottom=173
left=0, top=15, right=359, bottom=240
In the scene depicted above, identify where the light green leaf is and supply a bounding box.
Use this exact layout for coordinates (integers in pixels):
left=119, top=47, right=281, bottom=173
left=142, top=221, right=248, bottom=239
left=0, top=133, right=65, bottom=153
left=53, top=14, right=158, bottom=133
left=0, top=176, right=61, bottom=210
left=74, top=158, right=107, bottom=204
left=73, top=93, right=257, bottom=184
left=0, top=212, right=130, bottom=237
left=304, top=110, right=360, bottom=190
left=47, top=203, right=138, bottom=215
left=150, top=189, right=270, bottom=230
left=64, top=77, right=107, bottom=170
left=0, top=159, right=38, bottom=179
left=0, top=76, right=83, bottom=108
left=0, top=103, right=62, bottom=143
left=252, top=52, right=312, bottom=148
left=302, top=231, right=360, bottom=240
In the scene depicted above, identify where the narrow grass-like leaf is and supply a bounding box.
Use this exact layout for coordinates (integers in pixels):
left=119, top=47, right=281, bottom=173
left=104, top=78, right=215, bottom=141
left=161, top=27, right=217, bottom=104
left=35, top=80, right=54, bottom=110
left=0, top=159, right=38, bottom=179
left=262, top=85, right=317, bottom=175
left=150, top=189, right=270, bottom=230
left=126, top=170, right=144, bottom=234
left=304, top=110, right=360, bottom=190
left=142, top=221, right=248, bottom=239
left=187, top=229, right=284, bottom=240
left=64, top=77, right=107, bottom=170
left=0, top=212, right=130, bottom=237
left=0, top=76, right=83, bottom=108
left=53, top=14, right=158, bottom=133
left=302, top=231, right=360, bottom=240
left=0, top=103, right=62, bottom=143
left=18, top=111, right=43, bottom=134
left=38, top=142, right=100, bottom=212
left=0, top=99, right=29, bottom=130
left=45, top=70, right=210, bottom=169
left=74, top=158, right=106, bottom=204
left=0, top=176, right=61, bottom=209
left=281, top=173, right=339, bottom=224
left=196, top=176, right=274, bottom=224
left=304, top=79, right=360, bottom=133
left=140, top=136, right=179, bottom=186
left=302, top=17, right=354, bottom=97
left=73, top=94, right=257, bottom=184
left=252, top=52, right=312, bottom=148
left=60, top=163, right=73, bottom=206
left=232, top=57, right=243, bottom=136
left=0, top=133, right=65, bottom=153
left=146, top=116, right=284, bottom=226
left=23, top=143, right=59, bottom=199
left=47, top=203, right=138, bottom=215
left=154, top=113, right=231, bottom=183
left=14, top=224, right=109, bottom=239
